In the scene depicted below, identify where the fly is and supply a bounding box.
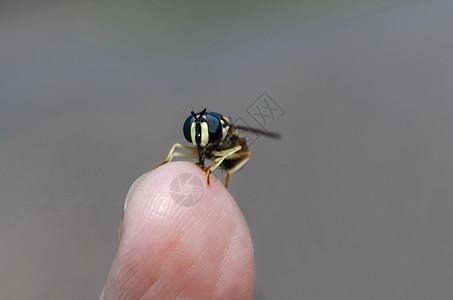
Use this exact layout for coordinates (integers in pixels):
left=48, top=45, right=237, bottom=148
left=158, top=108, right=280, bottom=188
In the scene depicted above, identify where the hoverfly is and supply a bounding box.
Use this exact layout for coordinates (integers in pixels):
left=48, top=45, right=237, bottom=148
left=158, top=108, right=280, bottom=188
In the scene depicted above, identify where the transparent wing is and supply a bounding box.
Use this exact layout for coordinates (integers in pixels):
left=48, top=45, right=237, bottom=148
left=232, top=125, right=281, bottom=139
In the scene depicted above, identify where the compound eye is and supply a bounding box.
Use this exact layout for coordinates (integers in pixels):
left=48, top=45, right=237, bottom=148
left=183, top=115, right=195, bottom=143
left=205, top=113, right=222, bottom=143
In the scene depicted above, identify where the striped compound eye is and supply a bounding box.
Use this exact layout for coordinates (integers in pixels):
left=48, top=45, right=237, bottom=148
left=204, top=113, right=223, bottom=143
left=183, top=115, right=195, bottom=143
left=183, top=111, right=223, bottom=147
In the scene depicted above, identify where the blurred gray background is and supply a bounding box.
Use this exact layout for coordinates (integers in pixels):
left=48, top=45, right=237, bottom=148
left=1, top=0, right=453, bottom=299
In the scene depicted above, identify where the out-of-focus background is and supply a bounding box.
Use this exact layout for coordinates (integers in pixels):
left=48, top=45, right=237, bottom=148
left=1, top=0, right=453, bottom=299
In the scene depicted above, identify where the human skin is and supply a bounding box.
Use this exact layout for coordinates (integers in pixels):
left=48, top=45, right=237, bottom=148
left=99, top=161, right=255, bottom=299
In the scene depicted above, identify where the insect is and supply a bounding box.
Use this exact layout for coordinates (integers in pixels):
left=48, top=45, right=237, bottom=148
left=158, top=108, right=280, bottom=188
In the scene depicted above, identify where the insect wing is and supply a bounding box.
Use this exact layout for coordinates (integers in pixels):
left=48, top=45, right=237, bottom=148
left=232, top=125, right=281, bottom=139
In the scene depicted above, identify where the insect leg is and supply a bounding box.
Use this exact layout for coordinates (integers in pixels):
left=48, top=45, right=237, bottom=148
left=157, top=143, right=198, bottom=168
left=223, top=151, right=252, bottom=188
left=203, top=146, right=242, bottom=186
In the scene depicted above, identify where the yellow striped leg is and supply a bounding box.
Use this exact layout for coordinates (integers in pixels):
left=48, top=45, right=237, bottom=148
left=157, top=143, right=198, bottom=168
left=223, top=151, right=252, bottom=188
left=203, top=146, right=242, bottom=186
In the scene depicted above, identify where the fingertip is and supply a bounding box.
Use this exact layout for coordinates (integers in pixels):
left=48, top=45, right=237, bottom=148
left=122, top=161, right=230, bottom=226
left=104, top=161, right=254, bottom=299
